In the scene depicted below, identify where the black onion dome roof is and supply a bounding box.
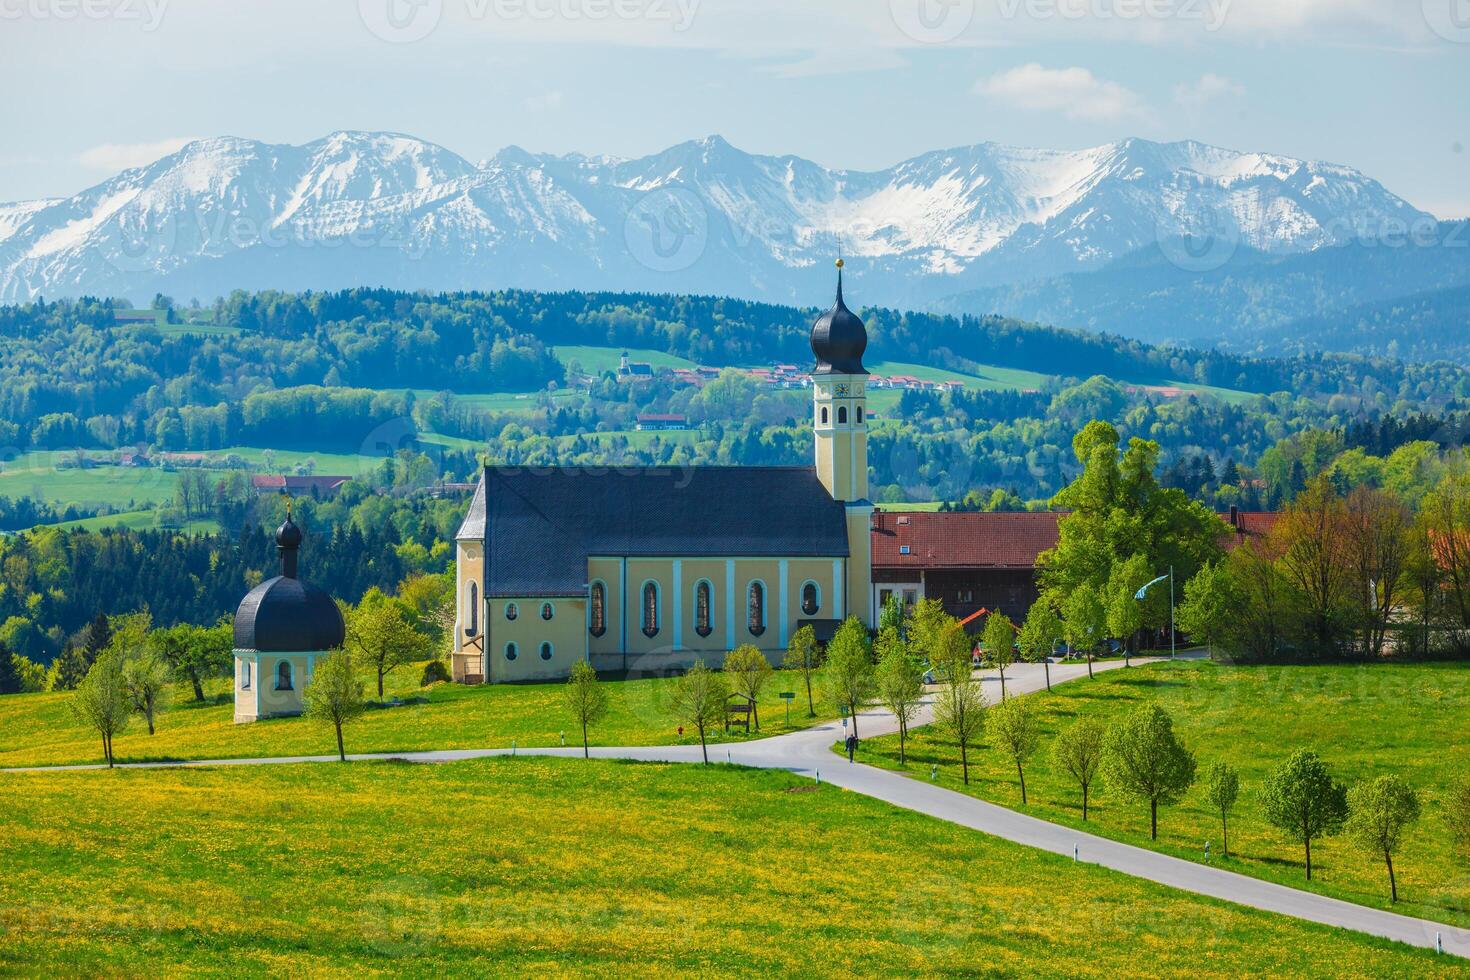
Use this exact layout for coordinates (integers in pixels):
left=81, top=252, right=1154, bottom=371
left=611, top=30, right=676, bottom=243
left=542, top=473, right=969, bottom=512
left=232, top=512, right=345, bottom=652
left=233, top=576, right=345, bottom=652
left=810, top=261, right=868, bottom=375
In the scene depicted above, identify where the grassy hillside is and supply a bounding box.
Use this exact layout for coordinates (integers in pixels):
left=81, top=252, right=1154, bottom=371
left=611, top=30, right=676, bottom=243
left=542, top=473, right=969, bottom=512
left=0, top=664, right=826, bottom=769
left=858, top=659, right=1470, bottom=927
left=0, top=757, right=1455, bottom=975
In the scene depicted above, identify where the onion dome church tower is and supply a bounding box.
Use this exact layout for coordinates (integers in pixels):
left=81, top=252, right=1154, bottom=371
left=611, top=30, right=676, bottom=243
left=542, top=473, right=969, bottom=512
left=232, top=507, right=346, bottom=724
left=811, top=257, right=874, bottom=625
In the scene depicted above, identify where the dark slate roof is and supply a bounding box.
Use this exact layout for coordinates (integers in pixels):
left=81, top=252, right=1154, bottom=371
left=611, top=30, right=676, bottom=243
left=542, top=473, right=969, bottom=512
left=234, top=576, right=346, bottom=652
left=456, top=466, right=850, bottom=597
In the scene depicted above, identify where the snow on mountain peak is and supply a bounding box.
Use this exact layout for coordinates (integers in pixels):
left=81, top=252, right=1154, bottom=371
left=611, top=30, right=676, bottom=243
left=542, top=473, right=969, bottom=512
left=0, top=132, right=1431, bottom=305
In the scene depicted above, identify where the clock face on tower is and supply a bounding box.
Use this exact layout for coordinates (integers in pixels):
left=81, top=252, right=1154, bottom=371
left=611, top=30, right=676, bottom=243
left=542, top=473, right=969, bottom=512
left=834, top=383, right=850, bottom=396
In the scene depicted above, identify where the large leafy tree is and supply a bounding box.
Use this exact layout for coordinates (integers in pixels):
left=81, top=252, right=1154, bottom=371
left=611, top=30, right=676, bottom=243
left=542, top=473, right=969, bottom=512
left=1040, top=421, right=1225, bottom=650
left=1260, top=749, right=1348, bottom=880
left=346, top=590, right=429, bottom=699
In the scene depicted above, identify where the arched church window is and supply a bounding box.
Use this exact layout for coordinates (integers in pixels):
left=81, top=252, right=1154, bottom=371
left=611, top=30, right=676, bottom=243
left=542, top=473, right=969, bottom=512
left=275, top=661, right=293, bottom=691
left=695, top=581, right=713, bottom=637
left=540, top=642, right=553, bottom=661
left=856, top=405, right=863, bottom=424
left=801, top=581, right=820, bottom=617
left=748, top=581, right=766, bottom=637
left=820, top=406, right=828, bottom=425
left=589, top=582, right=606, bottom=637
left=838, top=406, right=848, bottom=424
left=642, top=582, right=660, bottom=638
left=241, top=660, right=251, bottom=690
left=466, top=582, right=479, bottom=637
left=505, top=602, right=519, bottom=621
left=541, top=602, right=554, bottom=621
left=505, top=642, right=518, bottom=661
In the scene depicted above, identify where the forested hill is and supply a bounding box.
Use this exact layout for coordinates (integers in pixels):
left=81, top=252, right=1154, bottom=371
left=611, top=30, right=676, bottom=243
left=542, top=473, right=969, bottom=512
left=3, top=287, right=1469, bottom=457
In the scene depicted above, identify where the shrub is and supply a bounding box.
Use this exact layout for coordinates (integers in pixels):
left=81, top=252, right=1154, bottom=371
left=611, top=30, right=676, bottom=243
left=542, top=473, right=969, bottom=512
left=421, top=659, right=451, bottom=686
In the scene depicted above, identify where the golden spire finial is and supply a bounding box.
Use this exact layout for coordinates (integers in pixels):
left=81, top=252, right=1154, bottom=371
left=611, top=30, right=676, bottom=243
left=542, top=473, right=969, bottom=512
left=285, top=496, right=293, bottom=521
left=835, top=256, right=844, bottom=269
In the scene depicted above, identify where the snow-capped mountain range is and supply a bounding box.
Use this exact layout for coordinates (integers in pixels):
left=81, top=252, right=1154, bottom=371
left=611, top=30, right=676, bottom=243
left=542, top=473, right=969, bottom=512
left=0, top=131, right=1432, bottom=307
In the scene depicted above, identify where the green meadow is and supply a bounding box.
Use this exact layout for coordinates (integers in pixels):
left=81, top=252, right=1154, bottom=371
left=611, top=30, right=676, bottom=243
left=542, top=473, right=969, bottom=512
left=0, top=758, right=1457, bottom=976
left=0, top=664, right=827, bottom=770
left=858, top=659, right=1470, bottom=927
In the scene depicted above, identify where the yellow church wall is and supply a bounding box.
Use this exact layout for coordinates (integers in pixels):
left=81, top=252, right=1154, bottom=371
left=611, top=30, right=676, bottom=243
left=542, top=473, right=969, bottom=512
left=844, top=507, right=874, bottom=626
left=452, top=541, right=485, bottom=682
left=587, top=557, right=624, bottom=660
left=484, top=597, right=588, bottom=682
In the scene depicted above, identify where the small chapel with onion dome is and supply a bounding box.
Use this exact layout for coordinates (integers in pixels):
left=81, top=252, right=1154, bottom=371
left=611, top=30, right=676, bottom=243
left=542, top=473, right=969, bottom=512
left=450, top=260, right=874, bottom=683
left=232, top=507, right=346, bottom=723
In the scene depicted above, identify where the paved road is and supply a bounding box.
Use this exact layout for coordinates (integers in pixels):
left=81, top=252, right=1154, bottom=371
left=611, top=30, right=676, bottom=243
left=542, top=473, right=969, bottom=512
left=7, top=654, right=1465, bottom=959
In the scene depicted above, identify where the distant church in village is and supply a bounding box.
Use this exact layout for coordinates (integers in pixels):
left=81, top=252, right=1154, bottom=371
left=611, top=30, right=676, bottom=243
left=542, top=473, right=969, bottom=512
left=451, top=260, right=875, bottom=682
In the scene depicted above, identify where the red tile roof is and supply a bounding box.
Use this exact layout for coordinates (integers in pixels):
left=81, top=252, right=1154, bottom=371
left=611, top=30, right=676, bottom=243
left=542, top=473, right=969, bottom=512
left=871, top=509, right=1279, bottom=569
left=871, top=511, right=1062, bottom=569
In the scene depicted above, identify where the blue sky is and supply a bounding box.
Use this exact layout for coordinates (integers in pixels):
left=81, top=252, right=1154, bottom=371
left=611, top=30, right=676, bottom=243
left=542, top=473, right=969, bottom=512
left=3, top=0, right=1467, bottom=215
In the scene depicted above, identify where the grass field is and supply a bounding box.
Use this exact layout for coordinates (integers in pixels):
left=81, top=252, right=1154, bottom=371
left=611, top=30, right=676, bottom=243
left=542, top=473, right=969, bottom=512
left=0, top=758, right=1456, bottom=976
left=857, top=659, right=1470, bottom=927
left=0, top=663, right=830, bottom=769
left=554, top=344, right=700, bottom=375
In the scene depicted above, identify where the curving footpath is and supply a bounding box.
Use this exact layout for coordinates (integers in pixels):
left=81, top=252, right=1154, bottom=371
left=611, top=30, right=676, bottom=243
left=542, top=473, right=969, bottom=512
left=6, top=655, right=1466, bottom=959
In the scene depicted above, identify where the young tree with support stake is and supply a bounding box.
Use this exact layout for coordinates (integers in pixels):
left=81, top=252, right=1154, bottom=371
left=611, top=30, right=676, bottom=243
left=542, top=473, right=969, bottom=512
left=987, top=696, right=1039, bottom=804
left=981, top=611, right=1016, bottom=700
left=781, top=625, right=821, bottom=718
left=724, top=644, right=773, bottom=730
left=931, top=621, right=986, bottom=785
left=562, top=660, right=607, bottom=758
left=873, top=625, right=923, bottom=765
left=1260, top=749, right=1348, bottom=881
left=1345, top=775, right=1420, bottom=903
left=1103, top=703, right=1196, bottom=840
left=1201, top=761, right=1241, bottom=858
left=122, top=649, right=170, bottom=735
left=821, top=617, right=875, bottom=739
left=1017, top=599, right=1062, bottom=691
left=669, top=659, right=728, bottom=764
left=1062, top=585, right=1105, bottom=679
left=1052, top=718, right=1104, bottom=820
left=71, top=650, right=131, bottom=767
left=303, top=649, right=366, bottom=762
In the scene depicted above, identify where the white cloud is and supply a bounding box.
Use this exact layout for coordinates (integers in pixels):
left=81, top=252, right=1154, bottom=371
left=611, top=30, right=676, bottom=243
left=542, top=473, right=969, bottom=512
left=974, top=63, right=1146, bottom=122
left=1173, top=73, right=1245, bottom=112
left=79, top=137, right=199, bottom=172
left=524, top=92, right=564, bottom=113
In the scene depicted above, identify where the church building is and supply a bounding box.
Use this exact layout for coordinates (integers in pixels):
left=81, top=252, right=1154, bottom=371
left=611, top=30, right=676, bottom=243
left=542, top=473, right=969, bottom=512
left=452, top=261, right=874, bottom=682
